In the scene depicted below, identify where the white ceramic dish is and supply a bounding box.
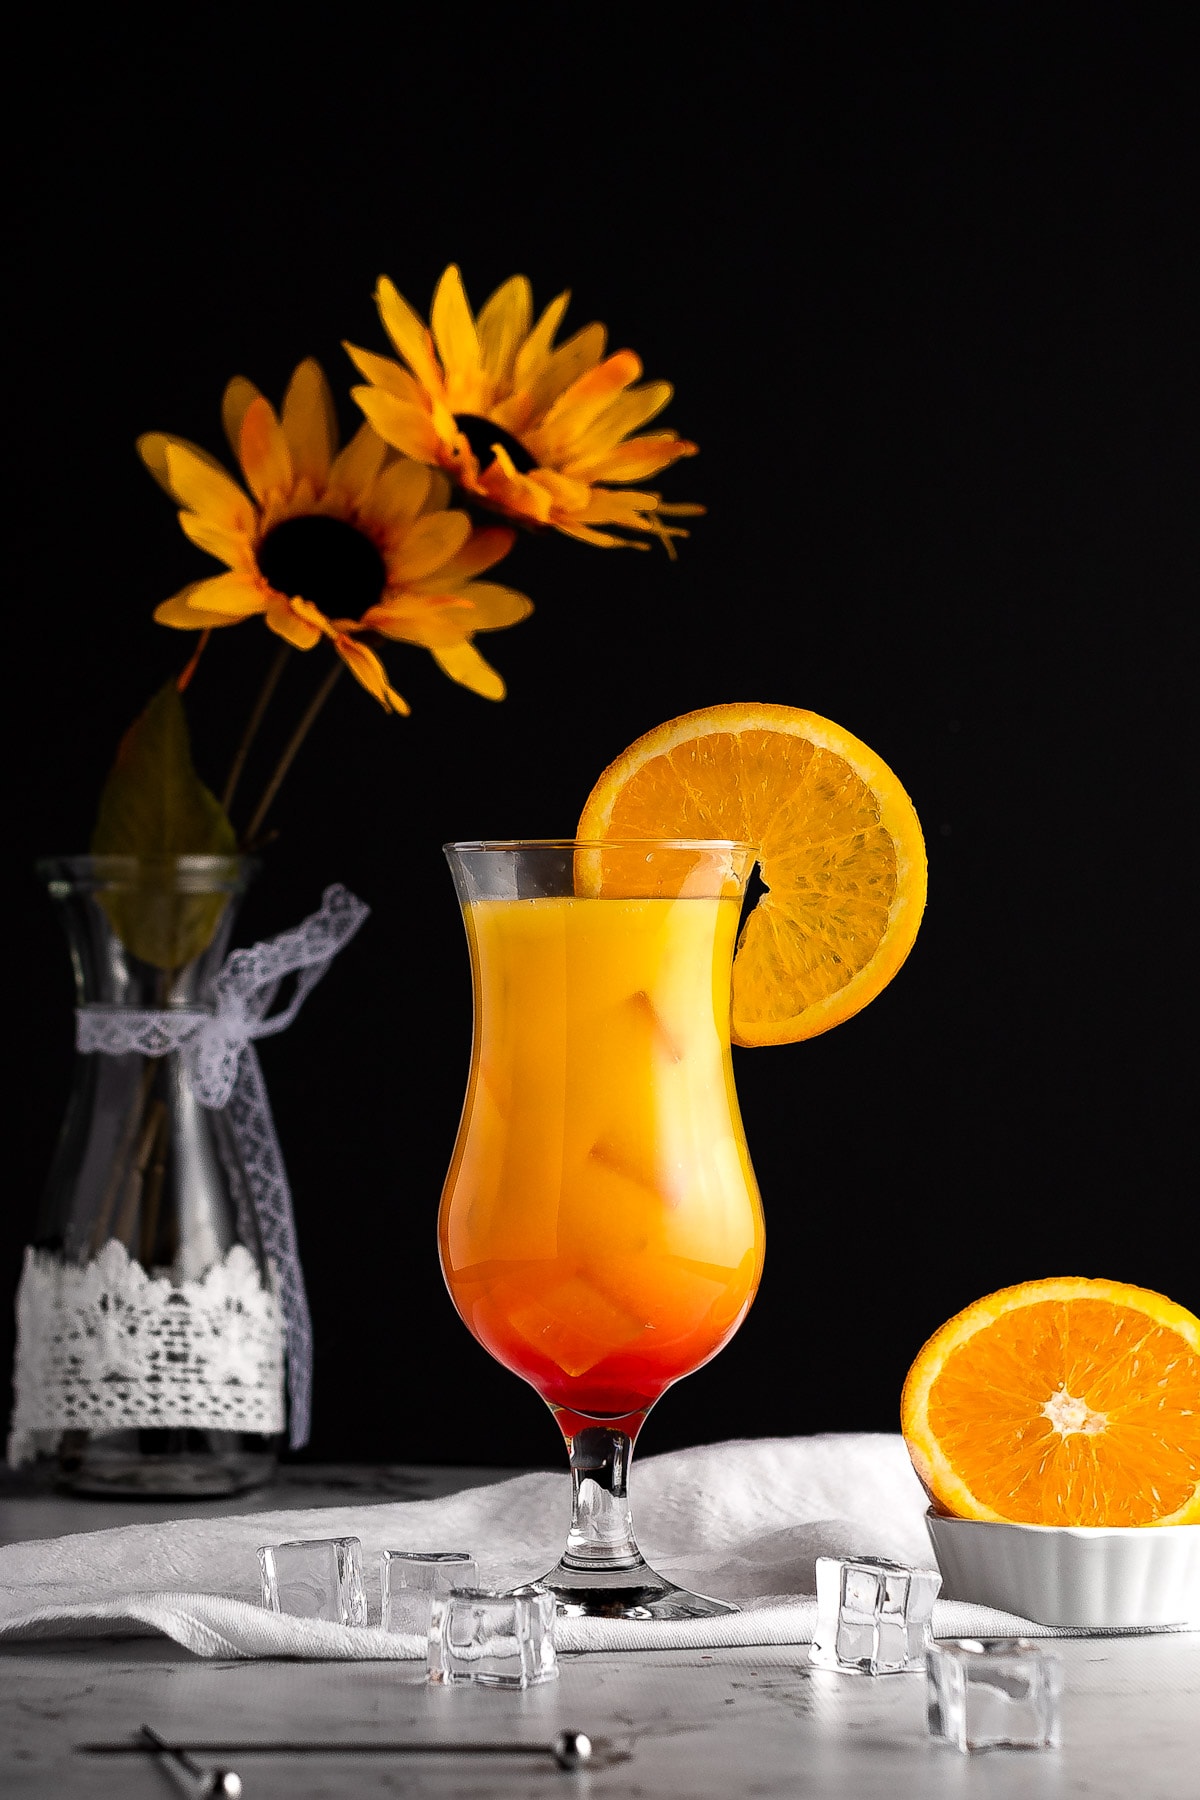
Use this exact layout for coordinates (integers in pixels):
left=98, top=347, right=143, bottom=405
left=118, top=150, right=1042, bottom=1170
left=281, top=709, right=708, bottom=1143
left=925, top=1508, right=1200, bottom=1628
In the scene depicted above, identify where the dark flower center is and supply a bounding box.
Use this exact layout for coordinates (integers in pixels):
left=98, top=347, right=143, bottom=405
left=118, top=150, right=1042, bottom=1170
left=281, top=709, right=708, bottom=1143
left=257, top=515, right=387, bottom=615
left=454, top=413, right=538, bottom=475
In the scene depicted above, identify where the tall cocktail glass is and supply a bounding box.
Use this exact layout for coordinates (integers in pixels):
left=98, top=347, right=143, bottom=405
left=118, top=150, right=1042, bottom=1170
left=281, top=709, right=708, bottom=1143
left=439, top=840, right=765, bottom=1619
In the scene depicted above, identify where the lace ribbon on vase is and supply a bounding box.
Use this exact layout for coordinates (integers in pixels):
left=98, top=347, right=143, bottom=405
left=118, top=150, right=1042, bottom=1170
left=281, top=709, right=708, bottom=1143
left=61, top=882, right=369, bottom=1450
left=8, top=1241, right=286, bottom=1464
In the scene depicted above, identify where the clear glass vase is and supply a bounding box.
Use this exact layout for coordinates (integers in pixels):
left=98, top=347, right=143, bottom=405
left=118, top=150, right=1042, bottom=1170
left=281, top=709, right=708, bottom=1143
left=10, top=855, right=284, bottom=1496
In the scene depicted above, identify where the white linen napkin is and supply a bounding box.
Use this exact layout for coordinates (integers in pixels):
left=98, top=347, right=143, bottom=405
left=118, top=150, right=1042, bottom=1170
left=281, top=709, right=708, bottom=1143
left=0, top=1434, right=1174, bottom=1657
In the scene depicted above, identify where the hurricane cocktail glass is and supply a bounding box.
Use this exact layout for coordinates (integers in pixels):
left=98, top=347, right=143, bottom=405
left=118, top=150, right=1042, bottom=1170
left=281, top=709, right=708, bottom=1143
left=439, top=840, right=764, bottom=1619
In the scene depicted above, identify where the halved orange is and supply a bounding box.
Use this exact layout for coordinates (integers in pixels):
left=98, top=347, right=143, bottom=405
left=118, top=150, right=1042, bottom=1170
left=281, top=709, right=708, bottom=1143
left=901, top=1278, right=1200, bottom=1527
left=576, top=702, right=927, bottom=1046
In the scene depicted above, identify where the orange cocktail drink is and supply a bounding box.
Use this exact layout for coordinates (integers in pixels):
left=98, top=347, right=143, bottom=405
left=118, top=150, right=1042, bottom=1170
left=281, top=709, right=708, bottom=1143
left=439, top=844, right=764, bottom=1441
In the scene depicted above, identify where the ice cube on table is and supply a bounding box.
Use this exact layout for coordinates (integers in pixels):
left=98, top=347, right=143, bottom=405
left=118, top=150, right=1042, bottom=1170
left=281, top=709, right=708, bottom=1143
left=927, top=1637, right=1063, bottom=1751
left=381, top=1551, right=478, bottom=1635
left=258, top=1537, right=367, bottom=1626
left=809, top=1555, right=941, bottom=1674
left=427, top=1587, right=558, bottom=1688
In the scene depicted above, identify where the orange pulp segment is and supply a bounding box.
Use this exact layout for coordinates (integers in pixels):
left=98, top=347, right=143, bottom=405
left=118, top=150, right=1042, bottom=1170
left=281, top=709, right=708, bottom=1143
left=576, top=702, right=927, bottom=1046
left=901, top=1277, right=1200, bottom=1526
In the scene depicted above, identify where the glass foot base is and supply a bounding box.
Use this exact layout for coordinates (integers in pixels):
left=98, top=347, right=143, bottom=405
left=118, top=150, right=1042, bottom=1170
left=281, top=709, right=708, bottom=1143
left=518, top=1557, right=738, bottom=1622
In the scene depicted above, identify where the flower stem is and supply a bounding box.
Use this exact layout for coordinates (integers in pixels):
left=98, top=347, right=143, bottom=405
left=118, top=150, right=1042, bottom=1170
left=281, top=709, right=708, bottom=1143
left=89, top=1057, right=161, bottom=1255
left=223, top=642, right=291, bottom=816
left=177, top=629, right=212, bottom=694
left=241, top=658, right=344, bottom=849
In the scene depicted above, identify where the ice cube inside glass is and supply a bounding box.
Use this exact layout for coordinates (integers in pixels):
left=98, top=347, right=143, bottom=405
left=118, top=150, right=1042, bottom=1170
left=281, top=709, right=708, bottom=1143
left=927, top=1637, right=1063, bottom=1751
left=427, top=1586, right=558, bottom=1688
left=809, top=1554, right=941, bottom=1674
left=380, top=1551, right=478, bottom=1635
left=258, top=1537, right=367, bottom=1626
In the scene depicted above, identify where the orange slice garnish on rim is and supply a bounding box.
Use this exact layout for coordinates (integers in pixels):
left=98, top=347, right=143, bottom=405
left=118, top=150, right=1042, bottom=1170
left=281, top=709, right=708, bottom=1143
left=901, top=1277, right=1200, bottom=1527
left=576, top=702, right=927, bottom=1047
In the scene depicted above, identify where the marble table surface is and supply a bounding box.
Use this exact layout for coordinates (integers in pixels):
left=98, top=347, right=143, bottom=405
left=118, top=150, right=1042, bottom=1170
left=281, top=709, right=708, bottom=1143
left=2, top=1465, right=1198, bottom=1799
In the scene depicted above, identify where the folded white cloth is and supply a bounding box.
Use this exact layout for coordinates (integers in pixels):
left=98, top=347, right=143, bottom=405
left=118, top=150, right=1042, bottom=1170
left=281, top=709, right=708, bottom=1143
left=0, top=1435, right=1174, bottom=1658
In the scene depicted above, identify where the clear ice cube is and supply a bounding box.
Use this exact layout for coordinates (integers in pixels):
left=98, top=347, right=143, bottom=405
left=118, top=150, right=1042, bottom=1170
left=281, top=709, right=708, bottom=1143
left=258, top=1537, right=367, bottom=1626
left=927, top=1637, right=1063, bottom=1752
left=427, top=1586, right=558, bottom=1688
left=380, top=1551, right=478, bottom=1635
left=809, top=1554, right=941, bottom=1674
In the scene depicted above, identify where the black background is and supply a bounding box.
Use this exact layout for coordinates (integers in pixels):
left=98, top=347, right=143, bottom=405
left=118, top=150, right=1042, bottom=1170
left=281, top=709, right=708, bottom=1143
left=5, top=9, right=1194, bottom=1472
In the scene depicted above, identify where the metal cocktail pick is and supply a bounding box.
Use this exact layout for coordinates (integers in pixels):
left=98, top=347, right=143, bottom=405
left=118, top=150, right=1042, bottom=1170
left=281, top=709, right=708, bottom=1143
left=140, top=1725, right=243, bottom=1797
left=92, top=1725, right=599, bottom=1778
left=553, top=1730, right=593, bottom=1768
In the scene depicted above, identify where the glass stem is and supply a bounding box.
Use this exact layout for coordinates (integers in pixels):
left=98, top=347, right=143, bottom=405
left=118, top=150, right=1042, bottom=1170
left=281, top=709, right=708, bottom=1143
left=561, top=1427, right=646, bottom=1571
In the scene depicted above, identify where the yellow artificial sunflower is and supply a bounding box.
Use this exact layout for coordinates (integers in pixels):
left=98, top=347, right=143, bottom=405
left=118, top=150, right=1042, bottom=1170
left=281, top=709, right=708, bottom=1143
left=140, top=359, right=532, bottom=711
left=345, top=266, right=701, bottom=551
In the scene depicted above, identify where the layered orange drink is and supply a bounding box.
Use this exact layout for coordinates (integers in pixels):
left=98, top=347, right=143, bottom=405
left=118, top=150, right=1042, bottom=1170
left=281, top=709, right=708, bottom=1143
left=439, top=885, right=764, bottom=1435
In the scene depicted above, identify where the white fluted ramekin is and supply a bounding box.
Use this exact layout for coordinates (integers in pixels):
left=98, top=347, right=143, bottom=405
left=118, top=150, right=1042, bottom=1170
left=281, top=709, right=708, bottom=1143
left=925, top=1509, right=1200, bottom=1628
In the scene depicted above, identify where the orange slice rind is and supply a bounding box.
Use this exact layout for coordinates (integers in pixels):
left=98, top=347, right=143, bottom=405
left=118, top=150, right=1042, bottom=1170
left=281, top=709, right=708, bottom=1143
left=901, top=1277, right=1200, bottom=1528
left=576, top=702, right=927, bottom=1046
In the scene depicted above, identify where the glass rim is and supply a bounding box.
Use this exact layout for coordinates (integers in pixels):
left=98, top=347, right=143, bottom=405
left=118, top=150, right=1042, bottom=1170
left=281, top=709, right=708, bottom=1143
left=37, top=853, right=258, bottom=873
left=444, top=838, right=757, bottom=854
left=37, top=853, right=260, bottom=892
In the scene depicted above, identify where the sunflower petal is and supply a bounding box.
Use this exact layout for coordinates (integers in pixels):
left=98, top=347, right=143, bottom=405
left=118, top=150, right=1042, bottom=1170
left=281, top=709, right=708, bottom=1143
left=376, top=275, right=443, bottom=393
left=352, top=386, right=443, bottom=464
left=424, top=469, right=452, bottom=512
left=534, top=350, right=643, bottom=452
left=565, top=432, right=699, bottom=483
left=282, top=359, right=336, bottom=487
left=431, top=641, right=506, bottom=701
left=138, top=432, right=177, bottom=496
left=429, top=392, right=461, bottom=448
left=554, top=518, right=650, bottom=549
left=360, top=593, right=471, bottom=644
left=409, top=525, right=515, bottom=585
left=442, top=581, right=533, bottom=631
left=327, top=421, right=389, bottom=496
left=188, top=572, right=267, bottom=617
left=555, top=481, right=690, bottom=551
left=160, top=442, right=257, bottom=533
left=140, top=431, right=242, bottom=500
left=367, top=458, right=432, bottom=527
left=154, top=583, right=248, bottom=629
left=575, top=485, right=668, bottom=525
left=430, top=265, right=483, bottom=394
left=239, top=396, right=294, bottom=503
left=513, top=289, right=571, bottom=389
left=265, top=594, right=324, bottom=649
left=334, top=634, right=411, bottom=714
left=522, top=463, right=592, bottom=512
left=363, top=581, right=530, bottom=641
left=289, top=595, right=335, bottom=634
left=475, top=451, right=555, bottom=524
left=475, top=273, right=533, bottom=391
left=558, top=379, right=674, bottom=460
left=177, top=510, right=253, bottom=569
left=523, top=323, right=608, bottom=420
left=342, top=342, right=425, bottom=403
left=387, top=510, right=473, bottom=582
left=222, top=378, right=264, bottom=458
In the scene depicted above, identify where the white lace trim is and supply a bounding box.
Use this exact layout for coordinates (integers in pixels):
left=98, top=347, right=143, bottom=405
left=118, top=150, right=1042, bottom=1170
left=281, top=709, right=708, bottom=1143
left=7, top=1240, right=285, bottom=1465
left=71, top=882, right=369, bottom=1449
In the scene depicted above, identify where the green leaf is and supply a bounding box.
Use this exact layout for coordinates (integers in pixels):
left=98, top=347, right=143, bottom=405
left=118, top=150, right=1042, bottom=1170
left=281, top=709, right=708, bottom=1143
left=91, top=681, right=238, bottom=969
left=93, top=681, right=235, bottom=858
